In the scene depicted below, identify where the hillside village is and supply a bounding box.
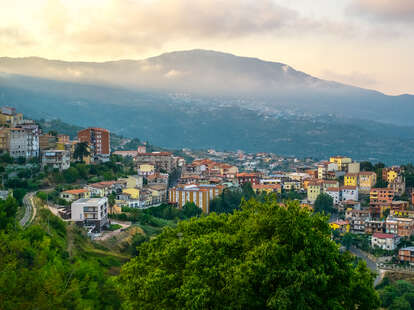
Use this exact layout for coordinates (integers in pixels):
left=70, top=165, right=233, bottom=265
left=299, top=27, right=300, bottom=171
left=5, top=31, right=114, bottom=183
left=2, top=106, right=414, bottom=268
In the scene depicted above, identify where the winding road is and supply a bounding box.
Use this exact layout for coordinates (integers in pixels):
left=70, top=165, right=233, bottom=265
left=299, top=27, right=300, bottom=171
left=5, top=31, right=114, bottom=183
left=349, top=246, right=383, bottom=286
left=19, top=192, right=36, bottom=227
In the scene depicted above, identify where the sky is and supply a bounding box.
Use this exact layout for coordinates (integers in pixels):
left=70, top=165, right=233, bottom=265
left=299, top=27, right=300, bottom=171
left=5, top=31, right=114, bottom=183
left=0, top=0, right=413, bottom=95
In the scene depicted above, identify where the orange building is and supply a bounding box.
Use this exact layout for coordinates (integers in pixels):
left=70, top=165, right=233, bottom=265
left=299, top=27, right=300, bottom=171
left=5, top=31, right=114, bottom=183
left=370, top=188, right=395, bottom=203
left=168, top=184, right=224, bottom=213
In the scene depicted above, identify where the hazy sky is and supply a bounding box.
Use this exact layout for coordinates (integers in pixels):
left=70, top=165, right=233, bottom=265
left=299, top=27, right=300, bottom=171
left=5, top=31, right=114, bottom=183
left=0, top=0, right=413, bottom=95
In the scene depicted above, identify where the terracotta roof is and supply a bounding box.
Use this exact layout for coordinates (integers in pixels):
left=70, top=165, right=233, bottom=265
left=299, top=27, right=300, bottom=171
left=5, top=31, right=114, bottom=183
left=359, top=171, right=376, bottom=176
left=341, top=186, right=357, bottom=190
left=345, top=173, right=359, bottom=177
left=136, top=152, right=172, bottom=156
left=252, top=184, right=281, bottom=190
left=373, top=233, right=396, bottom=239
left=62, top=189, right=89, bottom=195
left=326, top=187, right=340, bottom=192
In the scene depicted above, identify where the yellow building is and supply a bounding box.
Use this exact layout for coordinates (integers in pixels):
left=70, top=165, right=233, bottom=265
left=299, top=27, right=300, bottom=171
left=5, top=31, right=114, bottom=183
left=307, top=183, right=321, bottom=203
left=0, top=128, right=10, bottom=151
left=0, top=111, right=23, bottom=127
left=387, top=170, right=398, bottom=183
left=358, top=171, right=377, bottom=194
left=169, top=184, right=223, bottom=213
left=329, top=156, right=352, bottom=171
left=138, top=164, right=155, bottom=176
left=122, top=188, right=140, bottom=200
left=252, top=184, right=281, bottom=194
left=344, top=173, right=359, bottom=187
left=330, top=220, right=350, bottom=233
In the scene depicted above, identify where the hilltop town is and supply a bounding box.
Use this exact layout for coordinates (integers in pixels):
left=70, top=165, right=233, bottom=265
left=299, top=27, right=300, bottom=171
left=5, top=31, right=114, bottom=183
left=2, top=107, right=414, bottom=288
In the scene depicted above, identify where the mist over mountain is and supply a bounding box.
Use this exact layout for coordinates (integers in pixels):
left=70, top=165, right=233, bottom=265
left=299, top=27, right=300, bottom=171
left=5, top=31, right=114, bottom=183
left=0, top=49, right=413, bottom=163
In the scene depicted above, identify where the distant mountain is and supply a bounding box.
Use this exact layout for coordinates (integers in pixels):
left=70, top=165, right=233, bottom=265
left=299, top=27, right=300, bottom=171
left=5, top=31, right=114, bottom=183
left=0, top=50, right=413, bottom=163
left=1, top=50, right=413, bottom=125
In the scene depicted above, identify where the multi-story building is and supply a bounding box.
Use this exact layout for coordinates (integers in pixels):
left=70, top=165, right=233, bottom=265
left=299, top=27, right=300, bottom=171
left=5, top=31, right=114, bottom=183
left=0, top=107, right=23, bottom=127
left=384, top=217, right=414, bottom=237
left=329, top=156, right=352, bottom=171
left=236, top=172, right=260, bottom=186
left=307, top=182, right=321, bottom=203
left=87, top=180, right=127, bottom=197
left=382, top=167, right=402, bottom=184
left=371, top=233, right=400, bottom=250
left=365, top=220, right=384, bottom=234
left=71, top=197, right=109, bottom=232
left=347, top=162, right=360, bottom=174
left=135, top=152, right=175, bottom=173
left=168, top=184, right=224, bottom=213
left=39, top=133, right=57, bottom=151
left=137, top=164, right=155, bottom=176
left=0, top=128, right=10, bottom=152
left=388, top=175, right=406, bottom=197
left=41, top=150, right=70, bottom=171
left=341, top=186, right=358, bottom=201
left=370, top=188, right=394, bottom=203
left=345, top=209, right=370, bottom=233
left=344, top=173, right=359, bottom=187
left=252, top=184, right=282, bottom=195
left=399, top=247, right=414, bottom=263
left=325, top=187, right=340, bottom=205
left=78, top=127, right=110, bottom=162
left=9, top=126, right=39, bottom=159
left=358, top=171, right=377, bottom=194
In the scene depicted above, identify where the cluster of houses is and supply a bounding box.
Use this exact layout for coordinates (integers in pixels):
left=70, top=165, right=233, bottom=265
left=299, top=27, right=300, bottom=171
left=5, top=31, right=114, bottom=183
left=0, top=106, right=113, bottom=168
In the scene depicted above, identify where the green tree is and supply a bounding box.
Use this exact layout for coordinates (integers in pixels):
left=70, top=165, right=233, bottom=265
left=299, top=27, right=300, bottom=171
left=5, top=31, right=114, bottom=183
left=314, top=193, right=334, bottom=214
left=63, top=167, right=79, bottom=183
left=389, top=297, right=411, bottom=310
left=360, top=161, right=374, bottom=171
left=73, top=142, right=90, bottom=162
left=182, top=201, right=202, bottom=218
left=0, top=196, right=19, bottom=230
left=342, top=232, right=353, bottom=250
left=117, top=198, right=379, bottom=309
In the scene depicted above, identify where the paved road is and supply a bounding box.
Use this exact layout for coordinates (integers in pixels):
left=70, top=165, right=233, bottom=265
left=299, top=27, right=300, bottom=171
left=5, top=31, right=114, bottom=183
left=19, top=192, right=36, bottom=227
left=348, top=246, right=383, bottom=286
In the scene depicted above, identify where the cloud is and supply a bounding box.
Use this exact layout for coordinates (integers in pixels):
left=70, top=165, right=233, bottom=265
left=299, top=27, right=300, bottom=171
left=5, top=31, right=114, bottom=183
left=349, top=0, right=414, bottom=22
left=321, top=70, right=378, bottom=88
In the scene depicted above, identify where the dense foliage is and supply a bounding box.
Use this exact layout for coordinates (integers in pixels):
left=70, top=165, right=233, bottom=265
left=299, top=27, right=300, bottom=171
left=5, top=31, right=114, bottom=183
left=377, top=279, right=414, bottom=310
left=117, top=198, right=379, bottom=309
left=0, top=202, right=122, bottom=309
left=314, top=193, right=334, bottom=214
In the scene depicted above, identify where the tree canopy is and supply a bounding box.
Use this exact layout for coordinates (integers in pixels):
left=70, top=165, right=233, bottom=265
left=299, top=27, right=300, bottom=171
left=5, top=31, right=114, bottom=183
left=314, top=193, right=334, bottom=214
left=117, top=198, right=379, bottom=309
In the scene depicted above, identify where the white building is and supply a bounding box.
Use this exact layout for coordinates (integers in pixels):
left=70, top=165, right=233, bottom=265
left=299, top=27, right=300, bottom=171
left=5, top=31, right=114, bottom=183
left=9, top=127, right=39, bottom=159
left=325, top=187, right=341, bottom=205
left=71, top=197, right=109, bottom=232
left=341, top=186, right=359, bottom=202
left=371, top=233, right=400, bottom=250
left=41, top=150, right=70, bottom=171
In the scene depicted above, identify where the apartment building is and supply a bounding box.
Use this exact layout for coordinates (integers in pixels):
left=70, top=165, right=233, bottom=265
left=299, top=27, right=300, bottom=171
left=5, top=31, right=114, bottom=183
left=78, top=127, right=110, bottom=161
left=0, top=107, right=23, bottom=127
left=370, top=188, right=395, bottom=203
left=371, top=233, right=400, bottom=250
left=71, top=197, right=109, bottom=232
left=39, top=133, right=57, bottom=151
left=136, top=152, right=175, bottom=173
left=341, top=186, right=359, bottom=202
left=9, top=127, right=39, bottom=159
left=344, top=173, right=359, bottom=187
left=0, top=128, right=10, bottom=152
left=358, top=171, right=377, bottom=194
left=399, top=247, right=414, bottom=263
left=345, top=209, right=370, bottom=233
left=236, top=172, right=261, bottom=186
left=329, top=156, right=352, bottom=171
left=41, top=150, right=70, bottom=171
left=168, top=184, right=224, bottom=213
